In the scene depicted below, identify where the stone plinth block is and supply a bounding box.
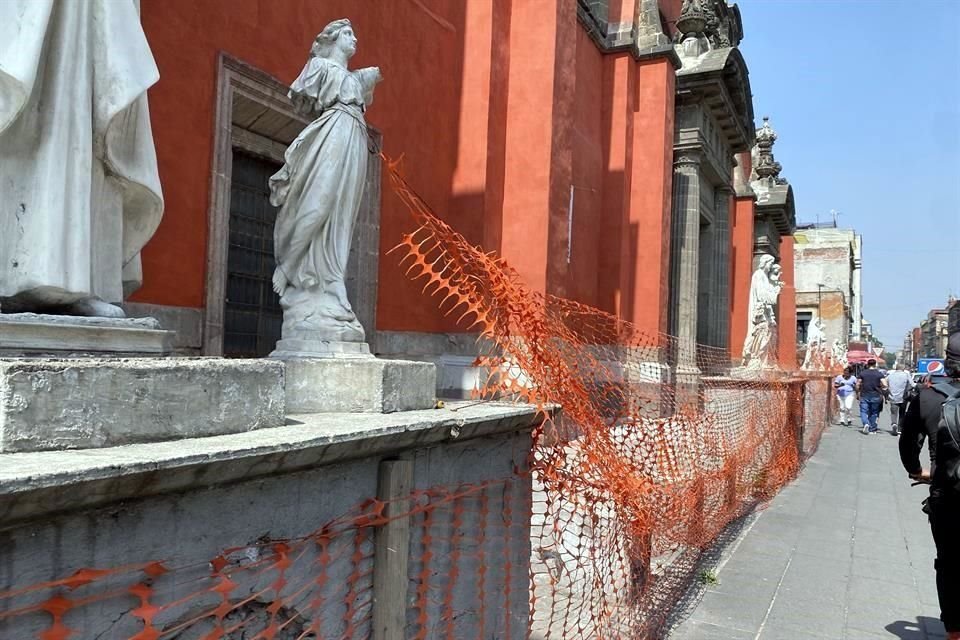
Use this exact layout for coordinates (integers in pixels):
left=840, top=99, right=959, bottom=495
left=0, top=313, right=174, bottom=357
left=0, top=358, right=284, bottom=453
left=283, top=358, right=436, bottom=414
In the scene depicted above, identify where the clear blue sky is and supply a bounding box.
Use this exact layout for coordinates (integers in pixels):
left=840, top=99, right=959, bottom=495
left=737, top=0, right=960, bottom=349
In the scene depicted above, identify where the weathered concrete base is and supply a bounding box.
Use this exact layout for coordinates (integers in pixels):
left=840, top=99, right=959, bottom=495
left=283, top=357, right=436, bottom=414
left=122, top=303, right=203, bottom=355
left=0, top=358, right=285, bottom=453
left=0, top=402, right=540, bottom=639
left=0, top=313, right=175, bottom=356
left=271, top=337, right=372, bottom=358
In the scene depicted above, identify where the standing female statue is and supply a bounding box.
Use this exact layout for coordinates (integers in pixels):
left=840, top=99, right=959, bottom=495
left=0, top=0, right=163, bottom=317
left=741, top=255, right=784, bottom=370
left=270, top=19, right=382, bottom=346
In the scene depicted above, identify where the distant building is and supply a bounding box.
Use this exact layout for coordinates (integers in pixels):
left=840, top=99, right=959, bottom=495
left=920, top=297, right=955, bottom=357
left=792, top=226, right=863, bottom=355
left=949, top=297, right=960, bottom=335
left=899, top=329, right=916, bottom=369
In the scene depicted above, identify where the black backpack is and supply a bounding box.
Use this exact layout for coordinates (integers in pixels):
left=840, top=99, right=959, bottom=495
left=932, top=381, right=960, bottom=494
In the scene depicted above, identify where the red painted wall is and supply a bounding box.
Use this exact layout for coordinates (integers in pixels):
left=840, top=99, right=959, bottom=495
left=778, top=235, right=797, bottom=369
left=137, top=0, right=473, bottom=334
left=729, top=199, right=755, bottom=356
left=627, top=58, right=676, bottom=335
left=569, top=28, right=605, bottom=308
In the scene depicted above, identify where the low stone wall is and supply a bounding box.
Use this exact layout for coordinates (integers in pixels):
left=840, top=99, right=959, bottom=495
left=0, top=403, right=540, bottom=639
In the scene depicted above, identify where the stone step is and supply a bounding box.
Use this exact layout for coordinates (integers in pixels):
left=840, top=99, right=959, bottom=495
left=0, top=357, right=285, bottom=453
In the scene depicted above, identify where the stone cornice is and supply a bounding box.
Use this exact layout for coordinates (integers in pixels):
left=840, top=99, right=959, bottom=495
left=576, top=1, right=682, bottom=68
left=675, top=47, right=755, bottom=154
left=752, top=180, right=796, bottom=234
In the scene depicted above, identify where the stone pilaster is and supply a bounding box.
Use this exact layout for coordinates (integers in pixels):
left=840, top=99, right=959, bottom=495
left=635, top=0, right=672, bottom=52
left=711, top=185, right=733, bottom=352
left=669, top=153, right=702, bottom=367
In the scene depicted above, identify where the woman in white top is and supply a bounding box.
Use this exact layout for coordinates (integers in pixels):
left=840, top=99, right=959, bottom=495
left=834, top=366, right=858, bottom=426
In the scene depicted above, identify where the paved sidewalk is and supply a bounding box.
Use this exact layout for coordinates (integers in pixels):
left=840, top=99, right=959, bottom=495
left=670, top=407, right=946, bottom=640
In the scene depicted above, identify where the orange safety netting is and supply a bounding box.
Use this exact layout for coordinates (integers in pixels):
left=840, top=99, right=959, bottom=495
left=0, top=156, right=832, bottom=640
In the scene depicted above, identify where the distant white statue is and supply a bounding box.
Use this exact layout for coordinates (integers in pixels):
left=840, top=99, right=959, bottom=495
left=0, top=0, right=163, bottom=317
left=802, top=316, right=825, bottom=370
left=270, top=18, right=382, bottom=346
left=832, top=339, right=848, bottom=367
left=741, top=255, right=784, bottom=370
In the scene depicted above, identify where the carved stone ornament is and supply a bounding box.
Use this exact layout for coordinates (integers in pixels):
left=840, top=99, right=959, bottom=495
left=676, top=0, right=741, bottom=49
left=676, top=0, right=709, bottom=38
left=752, top=116, right=784, bottom=184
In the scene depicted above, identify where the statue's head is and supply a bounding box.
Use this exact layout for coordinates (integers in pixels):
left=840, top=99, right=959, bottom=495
left=757, top=254, right=775, bottom=273
left=312, top=19, right=356, bottom=60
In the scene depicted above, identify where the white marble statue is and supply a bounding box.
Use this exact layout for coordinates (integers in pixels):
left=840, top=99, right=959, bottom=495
left=802, top=316, right=825, bottom=370
left=741, top=255, right=784, bottom=370
left=0, top=0, right=163, bottom=318
left=270, top=19, right=382, bottom=346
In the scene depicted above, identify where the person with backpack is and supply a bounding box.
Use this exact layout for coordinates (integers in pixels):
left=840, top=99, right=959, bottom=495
left=899, top=332, right=960, bottom=638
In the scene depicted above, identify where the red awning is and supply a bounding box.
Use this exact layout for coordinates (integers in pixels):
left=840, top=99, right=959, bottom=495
left=846, top=350, right=874, bottom=364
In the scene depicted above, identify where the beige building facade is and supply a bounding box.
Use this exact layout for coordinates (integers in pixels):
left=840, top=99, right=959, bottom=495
left=793, top=226, right=863, bottom=353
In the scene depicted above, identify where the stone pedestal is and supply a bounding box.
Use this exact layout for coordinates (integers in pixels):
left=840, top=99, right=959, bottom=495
left=271, top=336, right=371, bottom=359
left=0, top=313, right=174, bottom=357
left=282, top=357, right=436, bottom=414
left=0, top=358, right=285, bottom=453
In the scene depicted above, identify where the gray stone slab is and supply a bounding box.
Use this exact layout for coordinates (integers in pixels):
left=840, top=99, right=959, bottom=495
left=763, top=596, right=846, bottom=638
left=0, top=400, right=542, bottom=524
left=0, top=313, right=174, bottom=356
left=672, top=621, right=756, bottom=640
left=282, top=357, right=436, bottom=413
left=0, top=357, right=284, bottom=452
left=686, top=591, right=770, bottom=633
left=850, top=555, right=916, bottom=586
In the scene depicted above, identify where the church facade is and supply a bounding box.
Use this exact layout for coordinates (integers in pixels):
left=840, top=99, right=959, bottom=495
left=133, top=0, right=798, bottom=387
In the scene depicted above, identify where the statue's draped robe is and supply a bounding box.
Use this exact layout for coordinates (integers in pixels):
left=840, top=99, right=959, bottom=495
left=742, top=268, right=779, bottom=368
left=269, top=57, right=379, bottom=333
left=0, top=0, right=163, bottom=308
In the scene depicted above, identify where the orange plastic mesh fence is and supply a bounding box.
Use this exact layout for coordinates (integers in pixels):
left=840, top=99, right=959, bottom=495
left=0, top=157, right=833, bottom=639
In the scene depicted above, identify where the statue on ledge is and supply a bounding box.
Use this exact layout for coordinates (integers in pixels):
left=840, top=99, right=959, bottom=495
left=802, top=316, right=825, bottom=370
left=741, top=255, right=784, bottom=370
left=0, top=0, right=163, bottom=318
left=269, top=18, right=382, bottom=347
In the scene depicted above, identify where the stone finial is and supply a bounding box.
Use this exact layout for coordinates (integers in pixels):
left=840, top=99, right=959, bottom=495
left=677, top=0, right=709, bottom=37
left=753, top=116, right=784, bottom=183
left=675, top=1, right=742, bottom=49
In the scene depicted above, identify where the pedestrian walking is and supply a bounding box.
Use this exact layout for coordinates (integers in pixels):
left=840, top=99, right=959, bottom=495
left=887, top=363, right=914, bottom=435
left=856, top=358, right=887, bottom=434
left=833, top=366, right=857, bottom=425
left=899, top=333, right=960, bottom=639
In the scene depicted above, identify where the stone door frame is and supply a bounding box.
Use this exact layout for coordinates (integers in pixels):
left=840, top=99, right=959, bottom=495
left=203, top=53, right=306, bottom=355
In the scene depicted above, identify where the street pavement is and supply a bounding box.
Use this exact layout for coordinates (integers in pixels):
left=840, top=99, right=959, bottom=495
left=669, top=404, right=946, bottom=639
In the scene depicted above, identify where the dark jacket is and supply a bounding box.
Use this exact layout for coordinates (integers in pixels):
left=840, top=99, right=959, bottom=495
left=900, top=378, right=960, bottom=501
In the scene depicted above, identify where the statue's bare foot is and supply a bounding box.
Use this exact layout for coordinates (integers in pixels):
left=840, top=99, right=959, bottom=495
left=68, top=297, right=126, bottom=318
